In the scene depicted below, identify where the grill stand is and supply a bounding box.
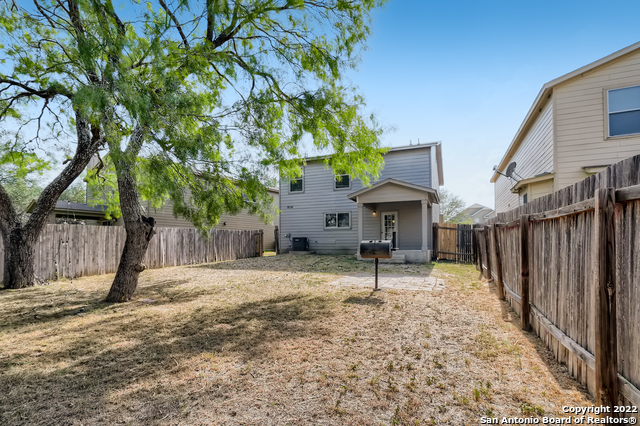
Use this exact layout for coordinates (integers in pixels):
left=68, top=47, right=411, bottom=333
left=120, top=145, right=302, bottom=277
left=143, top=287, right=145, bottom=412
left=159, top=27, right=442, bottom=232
left=374, top=258, right=380, bottom=291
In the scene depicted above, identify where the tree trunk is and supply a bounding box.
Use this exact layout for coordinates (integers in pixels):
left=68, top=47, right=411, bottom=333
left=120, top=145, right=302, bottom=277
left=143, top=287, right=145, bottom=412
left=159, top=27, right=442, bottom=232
left=2, top=227, right=37, bottom=289
left=0, top=112, right=103, bottom=289
left=104, top=215, right=155, bottom=302
left=105, top=124, right=155, bottom=303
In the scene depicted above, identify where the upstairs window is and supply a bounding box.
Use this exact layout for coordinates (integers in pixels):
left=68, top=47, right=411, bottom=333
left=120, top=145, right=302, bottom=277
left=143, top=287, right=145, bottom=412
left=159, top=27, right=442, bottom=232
left=608, top=85, right=640, bottom=137
left=289, top=176, right=304, bottom=193
left=334, top=174, right=351, bottom=189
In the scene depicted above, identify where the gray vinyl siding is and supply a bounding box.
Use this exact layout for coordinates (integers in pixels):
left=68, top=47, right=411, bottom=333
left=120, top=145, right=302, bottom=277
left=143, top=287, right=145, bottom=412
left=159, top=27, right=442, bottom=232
left=494, top=99, right=554, bottom=213
left=376, top=202, right=423, bottom=250
left=279, top=146, right=433, bottom=253
left=430, top=147, right=441, bottom=222
left=360, top=201, right=422, bottom=250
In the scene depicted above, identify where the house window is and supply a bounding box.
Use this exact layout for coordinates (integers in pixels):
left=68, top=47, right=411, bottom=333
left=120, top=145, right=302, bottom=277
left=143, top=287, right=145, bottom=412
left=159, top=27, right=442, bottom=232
left=334, top=174, right=351, bottom=189
left=324, top=212, right=351, bottom=229
left=289, top=176, right=304, bottom=193
left=608, top=85, right=640, bottom=137
left=522, top=193, right=528, bottom=204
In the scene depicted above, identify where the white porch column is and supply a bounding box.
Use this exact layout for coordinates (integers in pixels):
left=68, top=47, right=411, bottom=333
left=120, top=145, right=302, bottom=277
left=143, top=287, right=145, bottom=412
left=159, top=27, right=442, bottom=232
left=357, top=202, right=364, bottom=244
left=421, top=199, right=430, bottom=252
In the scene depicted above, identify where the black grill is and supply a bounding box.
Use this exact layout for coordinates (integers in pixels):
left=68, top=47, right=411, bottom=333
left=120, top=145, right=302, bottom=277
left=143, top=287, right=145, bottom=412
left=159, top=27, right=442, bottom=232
left=359, top=240, right=393, bottom=259
left=359, top=240, right=393, bottom=291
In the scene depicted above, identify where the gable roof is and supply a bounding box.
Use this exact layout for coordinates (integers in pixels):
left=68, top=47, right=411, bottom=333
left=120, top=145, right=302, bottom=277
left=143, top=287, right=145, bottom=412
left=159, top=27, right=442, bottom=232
left=491, top=40, right=640, bottom=183
left=303, top=141, right=444, bottom=187
left=347, top=178, right=440, bottom=204
left=26, top=200, right=108, bottom=216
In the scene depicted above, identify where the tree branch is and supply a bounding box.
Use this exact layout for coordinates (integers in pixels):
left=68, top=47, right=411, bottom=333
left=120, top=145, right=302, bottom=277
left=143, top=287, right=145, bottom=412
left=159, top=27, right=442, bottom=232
left=25, top=111, right=104, bottom=236
left=0, top=182, right=18, bottom=237
left=158, top=0, right=190, bottom=48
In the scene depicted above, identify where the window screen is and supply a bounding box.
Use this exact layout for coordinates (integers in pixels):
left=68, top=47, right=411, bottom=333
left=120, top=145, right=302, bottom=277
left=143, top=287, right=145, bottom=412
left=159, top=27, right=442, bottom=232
left=608, top=85, right=640, bottom=137
left=290, top=178, right=303, bottom=193
left=335, top=174, right=350, bottom=189
left=324, top=212, right=350, bottom=229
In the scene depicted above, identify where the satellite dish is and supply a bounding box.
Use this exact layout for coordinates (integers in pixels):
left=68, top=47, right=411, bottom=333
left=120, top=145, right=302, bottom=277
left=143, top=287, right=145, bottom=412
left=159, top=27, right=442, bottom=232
left=504, top=162, right=524, bottom=182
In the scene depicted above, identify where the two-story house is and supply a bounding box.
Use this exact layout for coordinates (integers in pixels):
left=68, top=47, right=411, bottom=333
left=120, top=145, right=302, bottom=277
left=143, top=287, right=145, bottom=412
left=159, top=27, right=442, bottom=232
left=492, top=41, right=640, bottom=213
left=278, top=142, right=444, bottom=263
left=454, top=203, right=495, bottom=225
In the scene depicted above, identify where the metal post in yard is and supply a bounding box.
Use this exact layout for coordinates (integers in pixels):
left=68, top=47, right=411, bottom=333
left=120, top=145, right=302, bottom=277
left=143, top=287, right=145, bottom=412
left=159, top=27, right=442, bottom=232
left=374, top=258, right=380, bottom=291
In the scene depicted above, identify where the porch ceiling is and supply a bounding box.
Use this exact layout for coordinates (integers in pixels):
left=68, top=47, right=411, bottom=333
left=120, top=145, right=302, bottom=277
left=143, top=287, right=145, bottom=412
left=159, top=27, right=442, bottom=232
left=348, top=178, right=439, bottom=205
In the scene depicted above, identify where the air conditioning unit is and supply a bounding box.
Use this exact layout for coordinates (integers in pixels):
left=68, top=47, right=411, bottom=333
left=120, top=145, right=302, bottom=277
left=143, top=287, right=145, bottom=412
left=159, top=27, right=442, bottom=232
left=292, top=237, right=309, bottom=251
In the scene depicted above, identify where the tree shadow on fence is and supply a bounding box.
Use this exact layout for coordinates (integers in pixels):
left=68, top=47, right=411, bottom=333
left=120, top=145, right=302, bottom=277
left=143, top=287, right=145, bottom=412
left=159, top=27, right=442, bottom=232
left=492, top=282, right=592, bottom=396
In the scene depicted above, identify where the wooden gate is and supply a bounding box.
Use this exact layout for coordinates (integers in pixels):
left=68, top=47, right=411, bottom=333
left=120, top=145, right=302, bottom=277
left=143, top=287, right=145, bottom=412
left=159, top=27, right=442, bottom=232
left=432, top=222, right=474, bottom=263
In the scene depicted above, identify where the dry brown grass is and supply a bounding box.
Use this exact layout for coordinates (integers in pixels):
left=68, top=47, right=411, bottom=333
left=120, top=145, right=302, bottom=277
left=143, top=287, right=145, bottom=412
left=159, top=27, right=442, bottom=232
left=0, top=255, right=591, bottom=425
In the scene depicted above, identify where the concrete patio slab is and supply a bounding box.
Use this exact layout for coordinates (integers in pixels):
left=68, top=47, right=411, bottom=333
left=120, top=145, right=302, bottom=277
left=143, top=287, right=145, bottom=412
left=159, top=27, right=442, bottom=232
left=328, top=275, right=445, bottom=291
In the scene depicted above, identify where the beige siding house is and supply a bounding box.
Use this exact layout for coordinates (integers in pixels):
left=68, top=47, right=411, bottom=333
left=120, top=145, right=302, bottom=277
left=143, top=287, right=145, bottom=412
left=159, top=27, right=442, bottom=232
left=142, top=190, right=280, bottom=250
left=39, top=189, right=280, bottom=250
left=492, top=41, right=640, bottom=212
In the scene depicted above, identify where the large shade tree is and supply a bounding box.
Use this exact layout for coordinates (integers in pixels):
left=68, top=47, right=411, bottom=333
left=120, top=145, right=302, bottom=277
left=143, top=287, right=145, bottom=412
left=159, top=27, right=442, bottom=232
left=1, top=0, right=387, bottom=298
left=0, top=0, right=140, bottom=288
left=88, top=0, right=389, bottom=302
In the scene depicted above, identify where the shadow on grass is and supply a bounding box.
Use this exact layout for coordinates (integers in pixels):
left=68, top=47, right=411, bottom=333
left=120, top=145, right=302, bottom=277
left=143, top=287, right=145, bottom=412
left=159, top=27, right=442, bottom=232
left=343, top=293, right=385, bottom=306
left=0, top=278, right=197, bottom=331
left=0, top=290, right=335, bottom=425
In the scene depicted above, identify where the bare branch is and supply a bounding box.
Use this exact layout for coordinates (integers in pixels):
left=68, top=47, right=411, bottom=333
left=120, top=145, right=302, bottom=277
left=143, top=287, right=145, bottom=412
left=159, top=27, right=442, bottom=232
left=158, top=0, right=189, bottom=48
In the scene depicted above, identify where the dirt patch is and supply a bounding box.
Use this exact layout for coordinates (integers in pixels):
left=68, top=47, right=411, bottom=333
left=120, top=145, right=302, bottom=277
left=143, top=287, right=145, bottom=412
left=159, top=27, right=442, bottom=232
left=0, top=255, right=591, bottom=425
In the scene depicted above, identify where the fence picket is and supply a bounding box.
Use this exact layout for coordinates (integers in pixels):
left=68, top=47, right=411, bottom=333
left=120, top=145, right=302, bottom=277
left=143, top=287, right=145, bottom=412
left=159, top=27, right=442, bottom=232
left=482, top=153, right=640, bottom=415
left=0, top=226, right=263, bottom=283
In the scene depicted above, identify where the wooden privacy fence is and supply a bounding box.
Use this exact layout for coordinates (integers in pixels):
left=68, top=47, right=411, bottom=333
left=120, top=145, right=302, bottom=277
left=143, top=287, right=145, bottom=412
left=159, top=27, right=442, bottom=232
left=432, top=222, right=474, bottom=263
left=475, top=154, right=640, bottom=416
left=0, top=226, right=264, bottom=283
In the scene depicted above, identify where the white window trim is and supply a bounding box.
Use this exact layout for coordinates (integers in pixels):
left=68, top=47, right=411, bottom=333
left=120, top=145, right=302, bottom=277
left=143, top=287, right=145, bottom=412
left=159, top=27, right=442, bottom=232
left=323, top=211, right=351, bottom=229
left=289, top=176, right=304, bottom=194
left=605, top=83, right=640, bottom=139
left=334, top=174, right=351, bottom=190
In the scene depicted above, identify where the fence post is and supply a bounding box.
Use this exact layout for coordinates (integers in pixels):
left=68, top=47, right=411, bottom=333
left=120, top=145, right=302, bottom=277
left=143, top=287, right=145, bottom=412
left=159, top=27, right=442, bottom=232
left=260, top=230, right=264, bottom=256
left=492, top=224, right=505, bottom=300
left=594, top=187, right=618, bottom=412
left=483, top=227, right=492, bottom=280
left=274, top=226, right=279, bottom=255
left=432, top=223, right=439, bottom=261
left=520, top=215, right=530, bottom=330
left=472, top=227, right=480, bottom=271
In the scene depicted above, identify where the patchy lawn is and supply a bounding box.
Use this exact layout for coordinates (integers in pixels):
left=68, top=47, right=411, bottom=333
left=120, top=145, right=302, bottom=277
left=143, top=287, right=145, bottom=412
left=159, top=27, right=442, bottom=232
left=0, top=255, right=591, bottom=425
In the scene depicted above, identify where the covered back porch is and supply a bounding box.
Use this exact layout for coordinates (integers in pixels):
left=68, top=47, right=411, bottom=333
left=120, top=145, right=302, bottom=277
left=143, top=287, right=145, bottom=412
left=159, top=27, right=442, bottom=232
left=348, top=178, right=439, bottom=263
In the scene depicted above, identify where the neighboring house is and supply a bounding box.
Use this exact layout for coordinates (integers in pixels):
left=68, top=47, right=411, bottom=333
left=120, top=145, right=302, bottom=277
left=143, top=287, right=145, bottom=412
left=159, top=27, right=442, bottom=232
left=492, top=41, right=640, bottom=213
left=26, top=200, right=112, bottom=226
left=136, top=190, right=280, bottom=249
left=29, top=188, right=280, bottom=250
left=454, top=203, right=495, bottom=225
left=278, top=142, right=444, bottom=263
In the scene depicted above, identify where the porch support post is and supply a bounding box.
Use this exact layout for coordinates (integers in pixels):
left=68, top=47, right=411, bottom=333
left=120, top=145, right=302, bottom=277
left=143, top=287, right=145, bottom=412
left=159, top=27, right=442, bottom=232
left=421, top=199, right=430, bottom=252
left=357, top=201, right=364, bottom=245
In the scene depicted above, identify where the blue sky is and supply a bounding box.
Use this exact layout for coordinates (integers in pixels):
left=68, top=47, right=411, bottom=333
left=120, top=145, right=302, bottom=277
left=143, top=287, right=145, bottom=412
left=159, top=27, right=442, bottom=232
left=342, top=0, right=640, bottom=208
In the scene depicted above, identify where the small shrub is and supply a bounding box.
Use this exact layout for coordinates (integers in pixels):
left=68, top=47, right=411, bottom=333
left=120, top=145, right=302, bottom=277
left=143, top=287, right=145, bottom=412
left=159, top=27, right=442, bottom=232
left=520, top=402, right=544, bottom=416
